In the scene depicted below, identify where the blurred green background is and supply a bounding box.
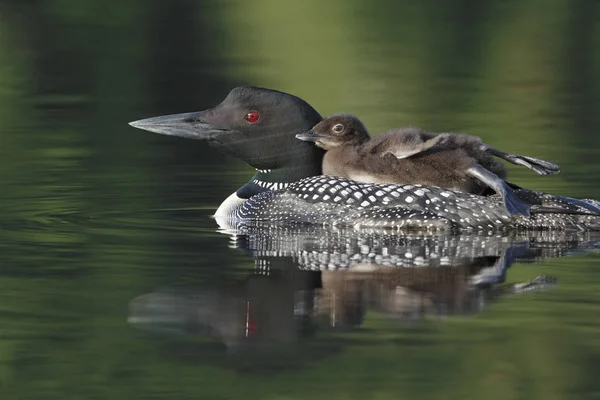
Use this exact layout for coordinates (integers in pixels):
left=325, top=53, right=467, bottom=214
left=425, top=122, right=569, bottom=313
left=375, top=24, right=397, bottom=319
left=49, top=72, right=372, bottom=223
left=1, top=0, right=600, bottom=399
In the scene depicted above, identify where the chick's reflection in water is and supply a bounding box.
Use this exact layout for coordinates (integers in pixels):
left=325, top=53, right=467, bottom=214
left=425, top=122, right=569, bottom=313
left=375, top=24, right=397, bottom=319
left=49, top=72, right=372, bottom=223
left=128, top=257, right=556, bottom=354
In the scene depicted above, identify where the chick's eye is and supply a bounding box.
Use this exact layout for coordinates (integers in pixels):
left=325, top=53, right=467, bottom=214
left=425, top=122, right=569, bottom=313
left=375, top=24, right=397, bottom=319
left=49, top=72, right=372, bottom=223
left=333, top=124, right=344, bottom=133
left=245, top=111, right=260, bottom=123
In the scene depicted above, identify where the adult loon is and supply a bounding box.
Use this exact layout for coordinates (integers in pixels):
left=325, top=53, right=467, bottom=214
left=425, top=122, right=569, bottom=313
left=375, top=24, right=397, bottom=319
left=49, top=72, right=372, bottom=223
left=129, top=86, right=600, bottom=231
left=297, top=114, right=560, bottom=217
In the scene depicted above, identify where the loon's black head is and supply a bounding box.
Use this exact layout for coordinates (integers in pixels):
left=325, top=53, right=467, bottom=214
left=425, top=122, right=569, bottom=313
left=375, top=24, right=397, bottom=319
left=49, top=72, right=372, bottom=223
left=129, top=86, right=325, bottom=173
left=296, top=113, right=371, bottom=150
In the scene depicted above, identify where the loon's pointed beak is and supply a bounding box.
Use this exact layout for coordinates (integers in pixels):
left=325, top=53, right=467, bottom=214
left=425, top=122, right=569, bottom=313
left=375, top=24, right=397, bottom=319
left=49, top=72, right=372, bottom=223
left=129, top=111, right=226, bottom=140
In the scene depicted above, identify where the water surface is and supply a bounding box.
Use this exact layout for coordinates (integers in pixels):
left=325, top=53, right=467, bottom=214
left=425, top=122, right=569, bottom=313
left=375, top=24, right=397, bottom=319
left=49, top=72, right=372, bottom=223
left=1, top=1, right=600, bottom=399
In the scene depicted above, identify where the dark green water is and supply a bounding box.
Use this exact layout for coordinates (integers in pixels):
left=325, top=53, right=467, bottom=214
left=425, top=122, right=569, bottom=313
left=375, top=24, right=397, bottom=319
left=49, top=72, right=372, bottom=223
left=2, top=1, right=600, bottom=399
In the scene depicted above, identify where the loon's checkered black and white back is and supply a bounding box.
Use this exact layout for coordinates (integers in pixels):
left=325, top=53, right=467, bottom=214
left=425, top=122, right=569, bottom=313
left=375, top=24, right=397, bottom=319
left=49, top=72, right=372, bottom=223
left=225, top=176, right=600, bottom=232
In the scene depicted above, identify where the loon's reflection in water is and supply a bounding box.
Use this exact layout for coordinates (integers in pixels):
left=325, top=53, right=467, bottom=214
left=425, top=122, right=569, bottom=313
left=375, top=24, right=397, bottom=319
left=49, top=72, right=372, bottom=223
left=128, top=226, right=599, bottom=354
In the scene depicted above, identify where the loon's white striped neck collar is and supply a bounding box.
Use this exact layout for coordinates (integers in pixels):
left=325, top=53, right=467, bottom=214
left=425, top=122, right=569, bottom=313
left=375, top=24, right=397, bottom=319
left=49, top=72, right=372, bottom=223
left=251, top=179, right=290, bottom=190
left=235, top=168, right=294, bottom=199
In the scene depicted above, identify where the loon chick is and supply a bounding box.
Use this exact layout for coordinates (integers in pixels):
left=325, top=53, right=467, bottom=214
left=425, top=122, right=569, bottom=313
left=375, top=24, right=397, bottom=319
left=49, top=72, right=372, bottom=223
left=128, top=86, right=600, bottom=231
left=303, top=113, right=559, bottom=181
left=297, top=114, right=559, bottom=216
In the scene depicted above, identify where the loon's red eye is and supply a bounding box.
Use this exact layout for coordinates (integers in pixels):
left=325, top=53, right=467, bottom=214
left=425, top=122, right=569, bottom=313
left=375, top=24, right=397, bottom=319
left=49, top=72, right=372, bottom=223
left=245, top=111, right=260, bottom=123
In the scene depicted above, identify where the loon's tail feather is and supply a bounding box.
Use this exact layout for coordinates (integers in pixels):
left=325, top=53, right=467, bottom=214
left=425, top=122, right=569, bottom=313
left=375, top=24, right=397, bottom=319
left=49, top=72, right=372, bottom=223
left=513, top=187, right=600, bottom=223
left=531, top=206, right=600, bottom=216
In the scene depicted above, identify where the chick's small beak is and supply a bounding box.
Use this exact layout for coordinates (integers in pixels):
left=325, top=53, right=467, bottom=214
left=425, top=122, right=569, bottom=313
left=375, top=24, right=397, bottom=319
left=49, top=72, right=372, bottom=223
left=295, top=130, right=321, bottom=142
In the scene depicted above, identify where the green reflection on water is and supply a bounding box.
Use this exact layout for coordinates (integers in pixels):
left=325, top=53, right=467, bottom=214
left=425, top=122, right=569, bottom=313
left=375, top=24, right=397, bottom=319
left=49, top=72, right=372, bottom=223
left=0, top=0, right=600, bottom=399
